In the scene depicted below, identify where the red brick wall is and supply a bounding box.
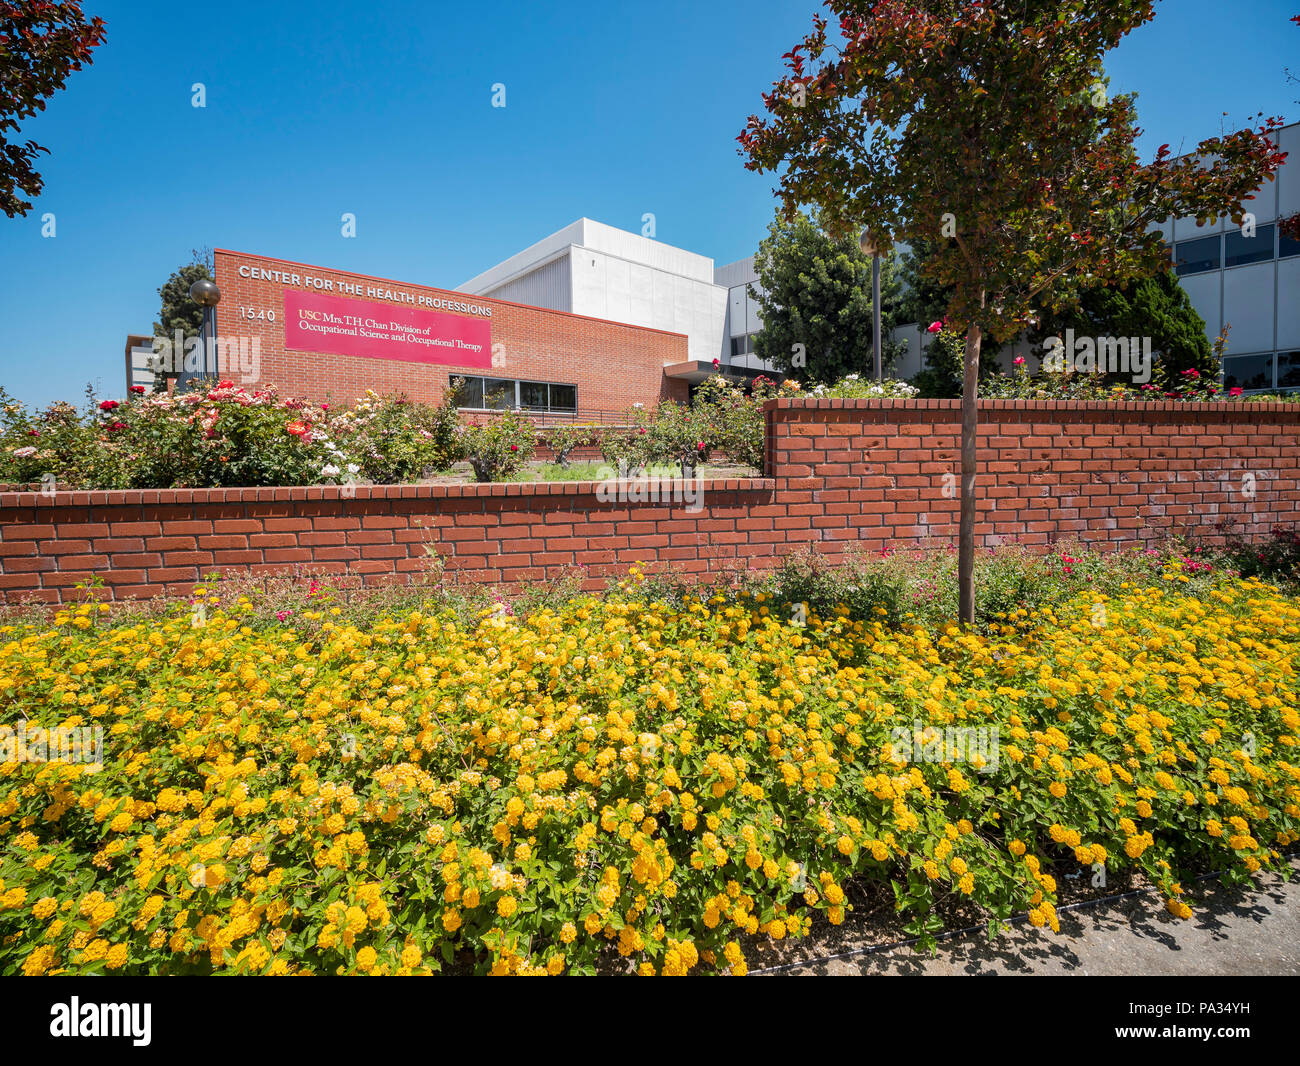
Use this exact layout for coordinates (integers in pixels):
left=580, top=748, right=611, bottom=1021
left=766, top=398, right=1300, bottom=547
left=212, top=249, right=688, bottom=413
left=1, top=399, right=1297, bottom=604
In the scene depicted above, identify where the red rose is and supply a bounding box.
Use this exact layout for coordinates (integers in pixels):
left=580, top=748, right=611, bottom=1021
left=99, top=399, right=119, bottom=411
left=129, top=385, right=145, bottom=394
left=285, top=420, right=309, bottom=437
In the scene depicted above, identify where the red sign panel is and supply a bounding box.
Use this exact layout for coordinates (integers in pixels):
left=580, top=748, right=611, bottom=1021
left=283, top=289, right=492, bottom=368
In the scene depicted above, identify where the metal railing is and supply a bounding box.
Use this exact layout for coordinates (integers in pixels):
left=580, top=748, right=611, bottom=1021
left=459, top=405, right=636, bottom=427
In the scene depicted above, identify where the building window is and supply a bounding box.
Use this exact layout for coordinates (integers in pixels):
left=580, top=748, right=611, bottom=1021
left=549, top=383, right=577, bottom=412
left=518, top=380, right=549, bottom=410
left=730, top=334, right=756, bottom=357
left=1174, top=235, right=1221, bottom=275
left=1280, top=228, right=1300, bottom=259
left=1222, top=353, right=1274, bottom=391
left=1278, top=351, right=1300, bottom=391
left=456, top=376, right=483, bottom=408
left=1224, top=223, right=1275, bottom=268
left=451, top=376, right=578, bottom=414
left=483, top=378, right=515, bottom=409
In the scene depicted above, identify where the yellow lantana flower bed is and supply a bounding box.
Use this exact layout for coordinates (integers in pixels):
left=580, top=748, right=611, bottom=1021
left=1, top=579, right=1297, bottom=975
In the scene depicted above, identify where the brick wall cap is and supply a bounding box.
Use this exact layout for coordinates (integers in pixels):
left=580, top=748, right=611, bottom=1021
left=0, top=478, right=777, bottom=508
left=761, top=397, right=1300, bottom=420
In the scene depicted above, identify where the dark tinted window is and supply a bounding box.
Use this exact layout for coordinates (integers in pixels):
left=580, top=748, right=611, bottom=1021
left=1278, top=351, right=1300, bottom=390
left=483, top=378, right=515, bottom=409
left=1280, top=229, right=1300, bottom=259
left=549, top=384, right=577, bottom=411
left=1174, top=235, right=1221, bottom=275
left=519, top=381, right=548, bottom=409
left=1224, top=224, right=1275, bottom=268
left=454, top=376, right=483, bottom=408
left=1223, top=354, right=1274, bottom=391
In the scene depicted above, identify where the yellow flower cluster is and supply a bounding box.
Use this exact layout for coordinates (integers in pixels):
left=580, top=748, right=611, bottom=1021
left=0, top=577, right=1297, bottom=974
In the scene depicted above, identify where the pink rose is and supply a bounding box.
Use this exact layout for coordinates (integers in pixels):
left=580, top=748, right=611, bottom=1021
left=926, top=321, right=943, bottom=334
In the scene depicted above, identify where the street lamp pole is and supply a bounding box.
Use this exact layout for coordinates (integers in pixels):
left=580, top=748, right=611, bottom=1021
left=189, top=278, right=222, bottom=381
left=872, top=253, right=881, bottom=382
left=859, top=228, right=882, bottom=381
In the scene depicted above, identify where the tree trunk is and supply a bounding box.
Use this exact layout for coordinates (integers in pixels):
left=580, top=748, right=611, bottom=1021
left=958, top=297, right=985, bottom=626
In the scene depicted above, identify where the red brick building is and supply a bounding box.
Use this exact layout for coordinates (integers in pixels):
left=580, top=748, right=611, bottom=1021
left=211, top=249, right=691, bottom=415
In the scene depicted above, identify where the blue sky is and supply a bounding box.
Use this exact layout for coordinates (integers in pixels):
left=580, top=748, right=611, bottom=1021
left=1, top=0, right=1296, bottom=408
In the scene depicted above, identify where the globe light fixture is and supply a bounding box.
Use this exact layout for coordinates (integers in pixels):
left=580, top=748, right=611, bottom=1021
left=189, top=278, right=221, bottom=307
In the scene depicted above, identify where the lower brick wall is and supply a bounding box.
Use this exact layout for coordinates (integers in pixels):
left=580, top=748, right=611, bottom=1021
left=0, top=481, right=776, bottom=604
left=1, top=399, right=1297, bottom=604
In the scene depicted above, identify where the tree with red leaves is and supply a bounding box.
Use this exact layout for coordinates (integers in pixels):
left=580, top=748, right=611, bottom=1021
left=739, top=0, right=1287, bottom=624
left=0, top=1, right=107, bottom=218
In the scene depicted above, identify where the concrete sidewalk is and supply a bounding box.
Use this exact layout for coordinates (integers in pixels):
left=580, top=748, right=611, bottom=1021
left=756, top=863, right=1300, bottom=976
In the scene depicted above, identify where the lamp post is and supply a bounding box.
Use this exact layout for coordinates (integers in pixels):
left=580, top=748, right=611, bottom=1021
left=859, top=228, right=882, bottom=381
left=189, top=278, right=221, bottom=380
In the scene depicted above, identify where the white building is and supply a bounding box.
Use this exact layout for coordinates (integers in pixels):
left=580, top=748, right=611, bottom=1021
left=123, top=333, right=158, bottom=392
left=458, top=218, right=780, bottom=388
left=1161, top=120, right=1300, bottom=392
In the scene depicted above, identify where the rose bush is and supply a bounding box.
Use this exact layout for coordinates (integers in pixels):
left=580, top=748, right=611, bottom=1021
left=539, top=423, right=602, bottom=469
left=0, top=383, right=348, bottom=489
left=457, top=407, right=537, bottom=483
left=330, top=389, right=459, bottom=485
left=803, top=375, right=919, bottom=400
